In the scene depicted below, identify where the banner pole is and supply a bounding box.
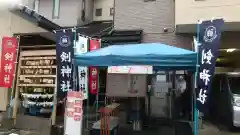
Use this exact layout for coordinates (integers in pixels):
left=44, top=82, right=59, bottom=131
left=86, top=38, right=90, bottom=130
left=96, top=40, right=101, bottom=111
left=194, top=52, right=199, bottom=135
left=51, top=70, right=58, bottom=125
left=193, top=20, right=201, bottom=135
left=8, top=35, right=20, bottom=118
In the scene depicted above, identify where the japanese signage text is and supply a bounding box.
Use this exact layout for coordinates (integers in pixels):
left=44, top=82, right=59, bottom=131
left=56, top=31, right=74, bottom=100
left=0, top=37, right=18, bottom=88
left=196, top=19, right=224, bottom=112
left=64, top=91, right=84, bottom=135
left=75, top=36, right=88, bottom=100
left=89, top=39, right=100, bottom=95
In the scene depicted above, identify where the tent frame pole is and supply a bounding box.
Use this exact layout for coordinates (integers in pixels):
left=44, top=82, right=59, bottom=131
left=193, top=21, right=201, bottom=135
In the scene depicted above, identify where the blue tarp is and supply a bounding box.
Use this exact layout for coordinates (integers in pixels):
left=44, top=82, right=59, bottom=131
left=73, top=43, right=197, bottom=71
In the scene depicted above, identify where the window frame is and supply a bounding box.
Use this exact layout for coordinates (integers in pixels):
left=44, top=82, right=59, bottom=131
left=95, top=8, right=102, bottom=17
left=33, top=0, right=39, bottom=12
left=52, top=0, right=60, bottom=19
left=110, top=8, right=114, bottom=16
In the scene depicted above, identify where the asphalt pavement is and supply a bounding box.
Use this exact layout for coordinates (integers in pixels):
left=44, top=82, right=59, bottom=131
left=1, top=122, right=240, bottom=135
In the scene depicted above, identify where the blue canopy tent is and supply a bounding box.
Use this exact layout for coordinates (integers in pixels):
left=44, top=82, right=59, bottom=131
left=74, top=43, right=197, bottom=71
left=73, top=42, right=198, bottom=134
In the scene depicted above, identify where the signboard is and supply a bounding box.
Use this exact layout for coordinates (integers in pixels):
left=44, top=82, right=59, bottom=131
left=196, top=19, right=224, bottom=112
left=56, top=30, right=74, bottom=100
left=75, top=36, right=88, bottom=100
left=108, top=65, right=153, bottom=74
left=106, top=74, right=147, bottom=97
left=64, top=91, right=84, bottom=135
left=0, top=37, right=18, bottom=88
left=154, top=82, right=168, bottom=98
left=89, top=39, right=100, bottom=95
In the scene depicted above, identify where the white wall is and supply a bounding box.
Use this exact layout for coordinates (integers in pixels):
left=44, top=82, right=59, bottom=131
left=0, top=11, right=46, bottom=111
left=39, top=0, right=82, bottom=27
left=175, top=0, right=240, bottom=25
left=38, top=0, right=94, bottom=27
left=36, top=0, right=112, bottom=26
left=93, top=0, right=113, bottom=21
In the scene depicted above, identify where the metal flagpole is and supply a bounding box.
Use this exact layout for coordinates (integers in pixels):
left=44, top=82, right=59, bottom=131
left=51, top=69, right=58, bottom=125
left=193, top=20, right=201, bottom=135
left=73, top=28, right=77, bottom=92
left=8, top=35, right=20, bottom=118
left=96, top=40, right=101, bottom=119
left=86, top=39, right=90, bottom=130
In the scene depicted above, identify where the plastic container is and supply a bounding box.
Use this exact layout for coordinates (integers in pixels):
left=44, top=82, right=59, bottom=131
left=50, top=124, right=64, bottom=135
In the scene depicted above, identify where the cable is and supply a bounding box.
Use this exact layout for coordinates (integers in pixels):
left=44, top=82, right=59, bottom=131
left=90, top=26, right=113, bottom=37
left=53, top=26, right=113, bottom=42
left=53, top=26, right=113, bottom=36
left=142, top=28, right=175, bottom=35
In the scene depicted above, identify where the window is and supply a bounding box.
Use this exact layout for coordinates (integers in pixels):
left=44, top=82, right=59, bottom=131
left=82, top=0, right=85, bottom=10
left=95, top=8, right=102, bottom=17
left=81, top=0, right=86, bottom=21
left=110, top=8, right=114, bottom=16
left=33, top=0, right=39, bottom=12
left=52, top=0, right=60, bottom=19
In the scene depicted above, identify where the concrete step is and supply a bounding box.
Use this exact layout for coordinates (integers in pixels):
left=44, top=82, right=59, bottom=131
left=7, top=130, right=41, bottom=135
left=0, top=112, right=14, bottom=131
left=0, top=118, right=14, bottom=131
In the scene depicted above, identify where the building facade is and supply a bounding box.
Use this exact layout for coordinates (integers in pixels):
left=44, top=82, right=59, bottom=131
left=1, top=0, right=239, bottom=133
left=0, top=0, right=141, bottom=132
left=114, top=0, right=192, bottom=49
left=175, top=0, right=240, bottom=33
left=0, top=10, right=47, bottom=111
left=1, top=0, right=238, bottom=112
left=23, top=0, right=114, bottom=27
left=175, top=0, right=240, bottom=48
left=175, top=0, right=240, bottom=67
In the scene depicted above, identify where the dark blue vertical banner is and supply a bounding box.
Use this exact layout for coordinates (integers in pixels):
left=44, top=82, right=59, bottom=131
left=56, top=30, right=74, bottom=100
left=196, top=19, right=224, bottom=112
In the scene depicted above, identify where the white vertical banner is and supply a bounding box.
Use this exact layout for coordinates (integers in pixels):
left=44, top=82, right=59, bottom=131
left=193, top=36, right=200, bottom=52
left=75, top=36, right=89, bottom=100
left=64, top=91, right=84, bottom=135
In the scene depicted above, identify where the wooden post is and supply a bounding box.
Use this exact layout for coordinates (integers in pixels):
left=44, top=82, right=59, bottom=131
left=51, top=72, right=57, bottom=125
left=8, top=35, right=20, bottom=118
left=12, top=54, right=22, bottom=124
left=51, top=95, right=57, bottom=125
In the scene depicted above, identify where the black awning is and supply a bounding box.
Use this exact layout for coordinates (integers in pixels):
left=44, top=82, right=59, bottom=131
left=73, top=21, right=113, bottom=36
left=16, top=29, right=142, bottom=48
left=15, top=33, right=55, bottom=47
left=12, top=5, right=62, bottom=31
left=101, top=29, right=143, bottom=46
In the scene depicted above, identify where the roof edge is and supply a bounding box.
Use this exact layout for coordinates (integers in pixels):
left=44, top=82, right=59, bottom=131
left=10, top=5, right=62, bottom=32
